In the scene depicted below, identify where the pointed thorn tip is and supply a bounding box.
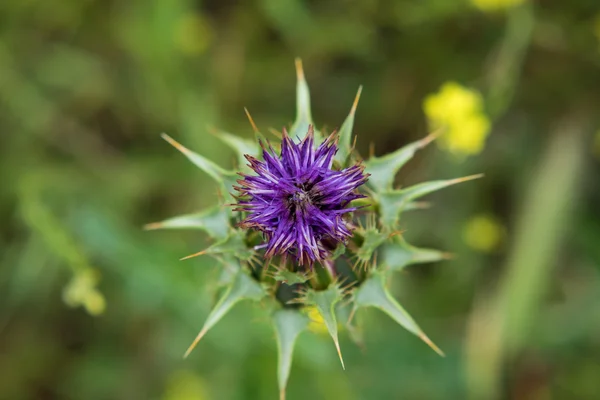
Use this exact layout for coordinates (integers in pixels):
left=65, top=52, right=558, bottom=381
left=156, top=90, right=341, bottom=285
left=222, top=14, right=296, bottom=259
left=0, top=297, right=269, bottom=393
left=419, top=132, right=438, bottom=147
left=333, top=338, right=345, bottom=370
left=180, top=250, right=207, bottom=260
left=244, top=107, right=260, bottom=133
left=183, top=327, right=208, bottom=358
left=143, top=222, right=161, bottom=230
left=161, top=133, right=190, bottom=154
left=295, top=58, right=305, bottom=81
left=451, top=173, right=485, bottom=184
left=350, top=85, right=363, bottom=115
left=420, top=333, right=445, bottom=357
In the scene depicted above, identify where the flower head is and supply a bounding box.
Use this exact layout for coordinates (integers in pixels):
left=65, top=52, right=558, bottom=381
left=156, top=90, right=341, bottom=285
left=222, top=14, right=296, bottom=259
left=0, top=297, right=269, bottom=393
left=234, top=126, right=368, bottom=265
left=423, top=81, right=491, bottom=157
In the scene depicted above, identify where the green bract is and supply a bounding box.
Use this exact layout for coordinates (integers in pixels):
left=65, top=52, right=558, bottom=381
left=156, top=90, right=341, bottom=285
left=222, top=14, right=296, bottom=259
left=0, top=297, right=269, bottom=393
left=147, top=60, right=480, bottom=400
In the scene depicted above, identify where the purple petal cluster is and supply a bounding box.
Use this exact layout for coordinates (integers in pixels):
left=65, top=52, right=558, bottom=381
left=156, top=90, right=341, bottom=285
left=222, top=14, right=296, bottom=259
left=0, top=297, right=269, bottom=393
left=234, top=126, right=368, bottom=265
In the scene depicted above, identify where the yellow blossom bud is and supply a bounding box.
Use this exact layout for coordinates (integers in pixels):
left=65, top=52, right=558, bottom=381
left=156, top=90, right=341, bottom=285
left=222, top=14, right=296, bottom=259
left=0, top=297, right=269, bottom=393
left=162, top=370, right=209, bottom=400
left=305, top=306, right=329, bottom=335
left=463, top=214, right=504, bottom=252
left=423, top=82, right=491, bottom=157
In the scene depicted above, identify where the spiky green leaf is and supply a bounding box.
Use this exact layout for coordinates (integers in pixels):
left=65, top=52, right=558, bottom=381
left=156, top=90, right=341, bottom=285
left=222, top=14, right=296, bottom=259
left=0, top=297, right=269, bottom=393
left=335, top=86, right=362, bottom=166
left=290, top=59, right=321, bottom=141
left=273, top=269, right=312, bottom=285
left=181, top=230, right=254, bottom=261
left=272, top=309, right=309, bottom=400
left=330, top=244, right=346, bottom=260
left=183, top=270, right=265, bottom=358
left=336, top=302, right=364, bottom=347
left=381, top=236, right=449, bottom=271
left=213, top=129, right=260, bottom=169
left=215, top=254, right=243, bottom=286
left=355, top=228, right=387, bottom=266
left=377, top=174, right=483, bottom=229
left=377, top=190, right=411, bottom=229
left=144, top=205, right=231, bottom=240
left=354, top=272, right=444, bottom=356
left=304, top=285, right=345, bottom=369
left=161, top=133, right=238, bottom=196
left=365, top=134, right=436, bottom=192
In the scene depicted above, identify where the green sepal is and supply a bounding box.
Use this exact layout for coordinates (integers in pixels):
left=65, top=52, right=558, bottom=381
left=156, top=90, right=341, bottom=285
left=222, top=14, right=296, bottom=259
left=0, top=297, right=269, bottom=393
left=377, top=174, right=483, bottom=229
left=215, top=254, right=243, bottom=286
left=334, top=86, right=362, bottom=166
left=330, top=244, right=346, bottom=261
left=181, top=230, right=254, bottom=261
left=144, top=205, right=231, bottom=240
left=161, top=133, right=239, bottom=197
left=272, top=269, right=312, bottom=285
left=290, top=59, right=321, bottom=141
left=354, top=271, right=444, bottom=356
left=272, top=309, right=310, bottom=400
left=212, top=128, right=260, bottom=170
left=365, top=134, right=436, bottom=192
left=355, top=228, right=387, bottom=267
left=303, top=285, right=346, bottom=369
left=183, top=270, right=266, bottom=358
left=376, top=190, right=408, bottom=229
left=336, top=302, right=364, bottom=348
left=381, top=236, right=449, bottom=271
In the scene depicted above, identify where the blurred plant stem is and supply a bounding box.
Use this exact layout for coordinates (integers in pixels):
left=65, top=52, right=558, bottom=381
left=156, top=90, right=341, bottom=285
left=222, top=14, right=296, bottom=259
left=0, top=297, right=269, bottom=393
left=485, top=3, right=534, bottom=119
left=464, top=114, right=588, bottom=399
left=18, top=171, right=106, bottom=315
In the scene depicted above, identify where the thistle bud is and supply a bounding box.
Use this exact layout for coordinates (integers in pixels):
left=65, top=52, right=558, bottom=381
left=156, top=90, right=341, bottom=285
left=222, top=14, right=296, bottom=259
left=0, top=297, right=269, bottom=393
left=148, top=59, right=481, bottom=399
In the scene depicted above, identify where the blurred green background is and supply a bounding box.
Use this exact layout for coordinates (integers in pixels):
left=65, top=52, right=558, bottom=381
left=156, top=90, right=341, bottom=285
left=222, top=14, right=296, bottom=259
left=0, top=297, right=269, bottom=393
left=1, top=0, right=600, bottom=399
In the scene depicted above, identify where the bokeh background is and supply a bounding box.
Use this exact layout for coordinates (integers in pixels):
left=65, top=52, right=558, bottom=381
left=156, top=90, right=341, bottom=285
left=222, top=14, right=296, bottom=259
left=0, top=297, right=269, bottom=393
left=2, top=0, right=600, bottom=399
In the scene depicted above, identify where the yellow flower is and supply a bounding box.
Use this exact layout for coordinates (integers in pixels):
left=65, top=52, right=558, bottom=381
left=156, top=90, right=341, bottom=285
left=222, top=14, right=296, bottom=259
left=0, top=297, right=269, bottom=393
left=174, top=13, right=212, bottom=55
left=463, top=214, right=504, bottom=252
left=62, top=268, right=106, bottom=316
left=423, top=82, right=491, bottom=157
left=305, top=306, right=329, bottom=335
left=162, top=370, right=210, bottom=400
left=445, top=114, right=491, bottom=155
left=471, top=0, right=526, bottom=12
left=424, top=82, right=482, bottom=123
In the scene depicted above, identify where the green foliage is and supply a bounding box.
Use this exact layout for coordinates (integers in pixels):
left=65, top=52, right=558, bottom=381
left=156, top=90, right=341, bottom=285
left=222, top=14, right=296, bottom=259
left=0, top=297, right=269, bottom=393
left=183, top=269, right=266, bottom=359
left=272, top=309, right=309, bottom=400
left=381, top=236, right=449, bottom=271
left=365, top=133, right=436, bottom=192
left=302, top=285, right=346, bottom=369
left=154, top=63, right=484, bottom=398
left=354, top=271, right=443, bottom=356
left=161, top=133, right=239, bottom=198
left=3, top=1, right=600, bottom=399
left=145, top=205, right=231, bottom=239
left=334, top=86, right=362, bottom=166
left=290, top=59, right=321, bottom=141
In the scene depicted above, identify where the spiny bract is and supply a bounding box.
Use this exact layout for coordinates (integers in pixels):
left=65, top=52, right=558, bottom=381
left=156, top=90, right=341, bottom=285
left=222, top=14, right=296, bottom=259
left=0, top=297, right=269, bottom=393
left=147, top=59, right=481, bottom=400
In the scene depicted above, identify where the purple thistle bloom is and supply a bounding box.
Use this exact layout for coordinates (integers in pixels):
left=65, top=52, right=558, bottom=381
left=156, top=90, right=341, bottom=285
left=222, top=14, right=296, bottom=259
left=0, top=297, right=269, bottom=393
left=233, top=126, right=369, bottom=266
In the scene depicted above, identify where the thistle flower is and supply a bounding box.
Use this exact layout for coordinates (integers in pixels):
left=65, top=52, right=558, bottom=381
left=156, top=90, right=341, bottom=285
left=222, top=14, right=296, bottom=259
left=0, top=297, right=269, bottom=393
left=148, top=60, right=482, bottom=400
left=234, top=126, right=368, bottom=266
